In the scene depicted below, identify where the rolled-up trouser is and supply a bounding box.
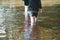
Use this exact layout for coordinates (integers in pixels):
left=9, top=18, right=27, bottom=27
left=23, top=0, right=29, bottom=6
left=28, top=11, right=38, bottom=17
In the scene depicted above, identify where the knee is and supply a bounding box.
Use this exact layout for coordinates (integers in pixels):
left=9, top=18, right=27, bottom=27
left=29, top=11, right=38, bottom=17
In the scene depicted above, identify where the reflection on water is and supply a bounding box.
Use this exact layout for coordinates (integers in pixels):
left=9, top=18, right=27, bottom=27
left=0, top=7, right=6, bottom=39
left=0, top=5, right=25, bottom=40
left=0, top=6, right=22, bottom=40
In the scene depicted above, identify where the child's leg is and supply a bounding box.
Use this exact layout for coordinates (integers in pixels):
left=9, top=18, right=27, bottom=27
left=23, top=0, right=30, bottom=40
left=24, top=5, right=30, bottom=32
left=24, top=6, right=28, bottom=21
left=24, top=6, right=30, bottom=40
left=28, top=11, right=38, bottom=39
left=28, top=11, right=35, bottom=35
left=29, top=16, right=35, bottom=34
left=29, top=13, right=38, bottom=33
left=23, top=0, right=29, bottom=23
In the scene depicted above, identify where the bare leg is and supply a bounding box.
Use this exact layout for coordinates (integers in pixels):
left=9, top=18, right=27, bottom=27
left=29, top=17, right=38, bottom=40
left=24, top=5, right=29, bottom=32
left=35, top=17, right=38, bottom=25
left=29, top=16, right=35, bottom=34
left=24, top=6, right=29, bottom=22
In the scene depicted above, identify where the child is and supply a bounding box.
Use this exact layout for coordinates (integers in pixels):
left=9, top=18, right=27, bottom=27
left=23, top=0, right=30, bottom=40
left=23, top=0, right=29, bottom=32
left=28, top=0, right=42, bottom=33
left=23, top=0, right=42, bottom=40
left=28, top=0, right=42, bottom=39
